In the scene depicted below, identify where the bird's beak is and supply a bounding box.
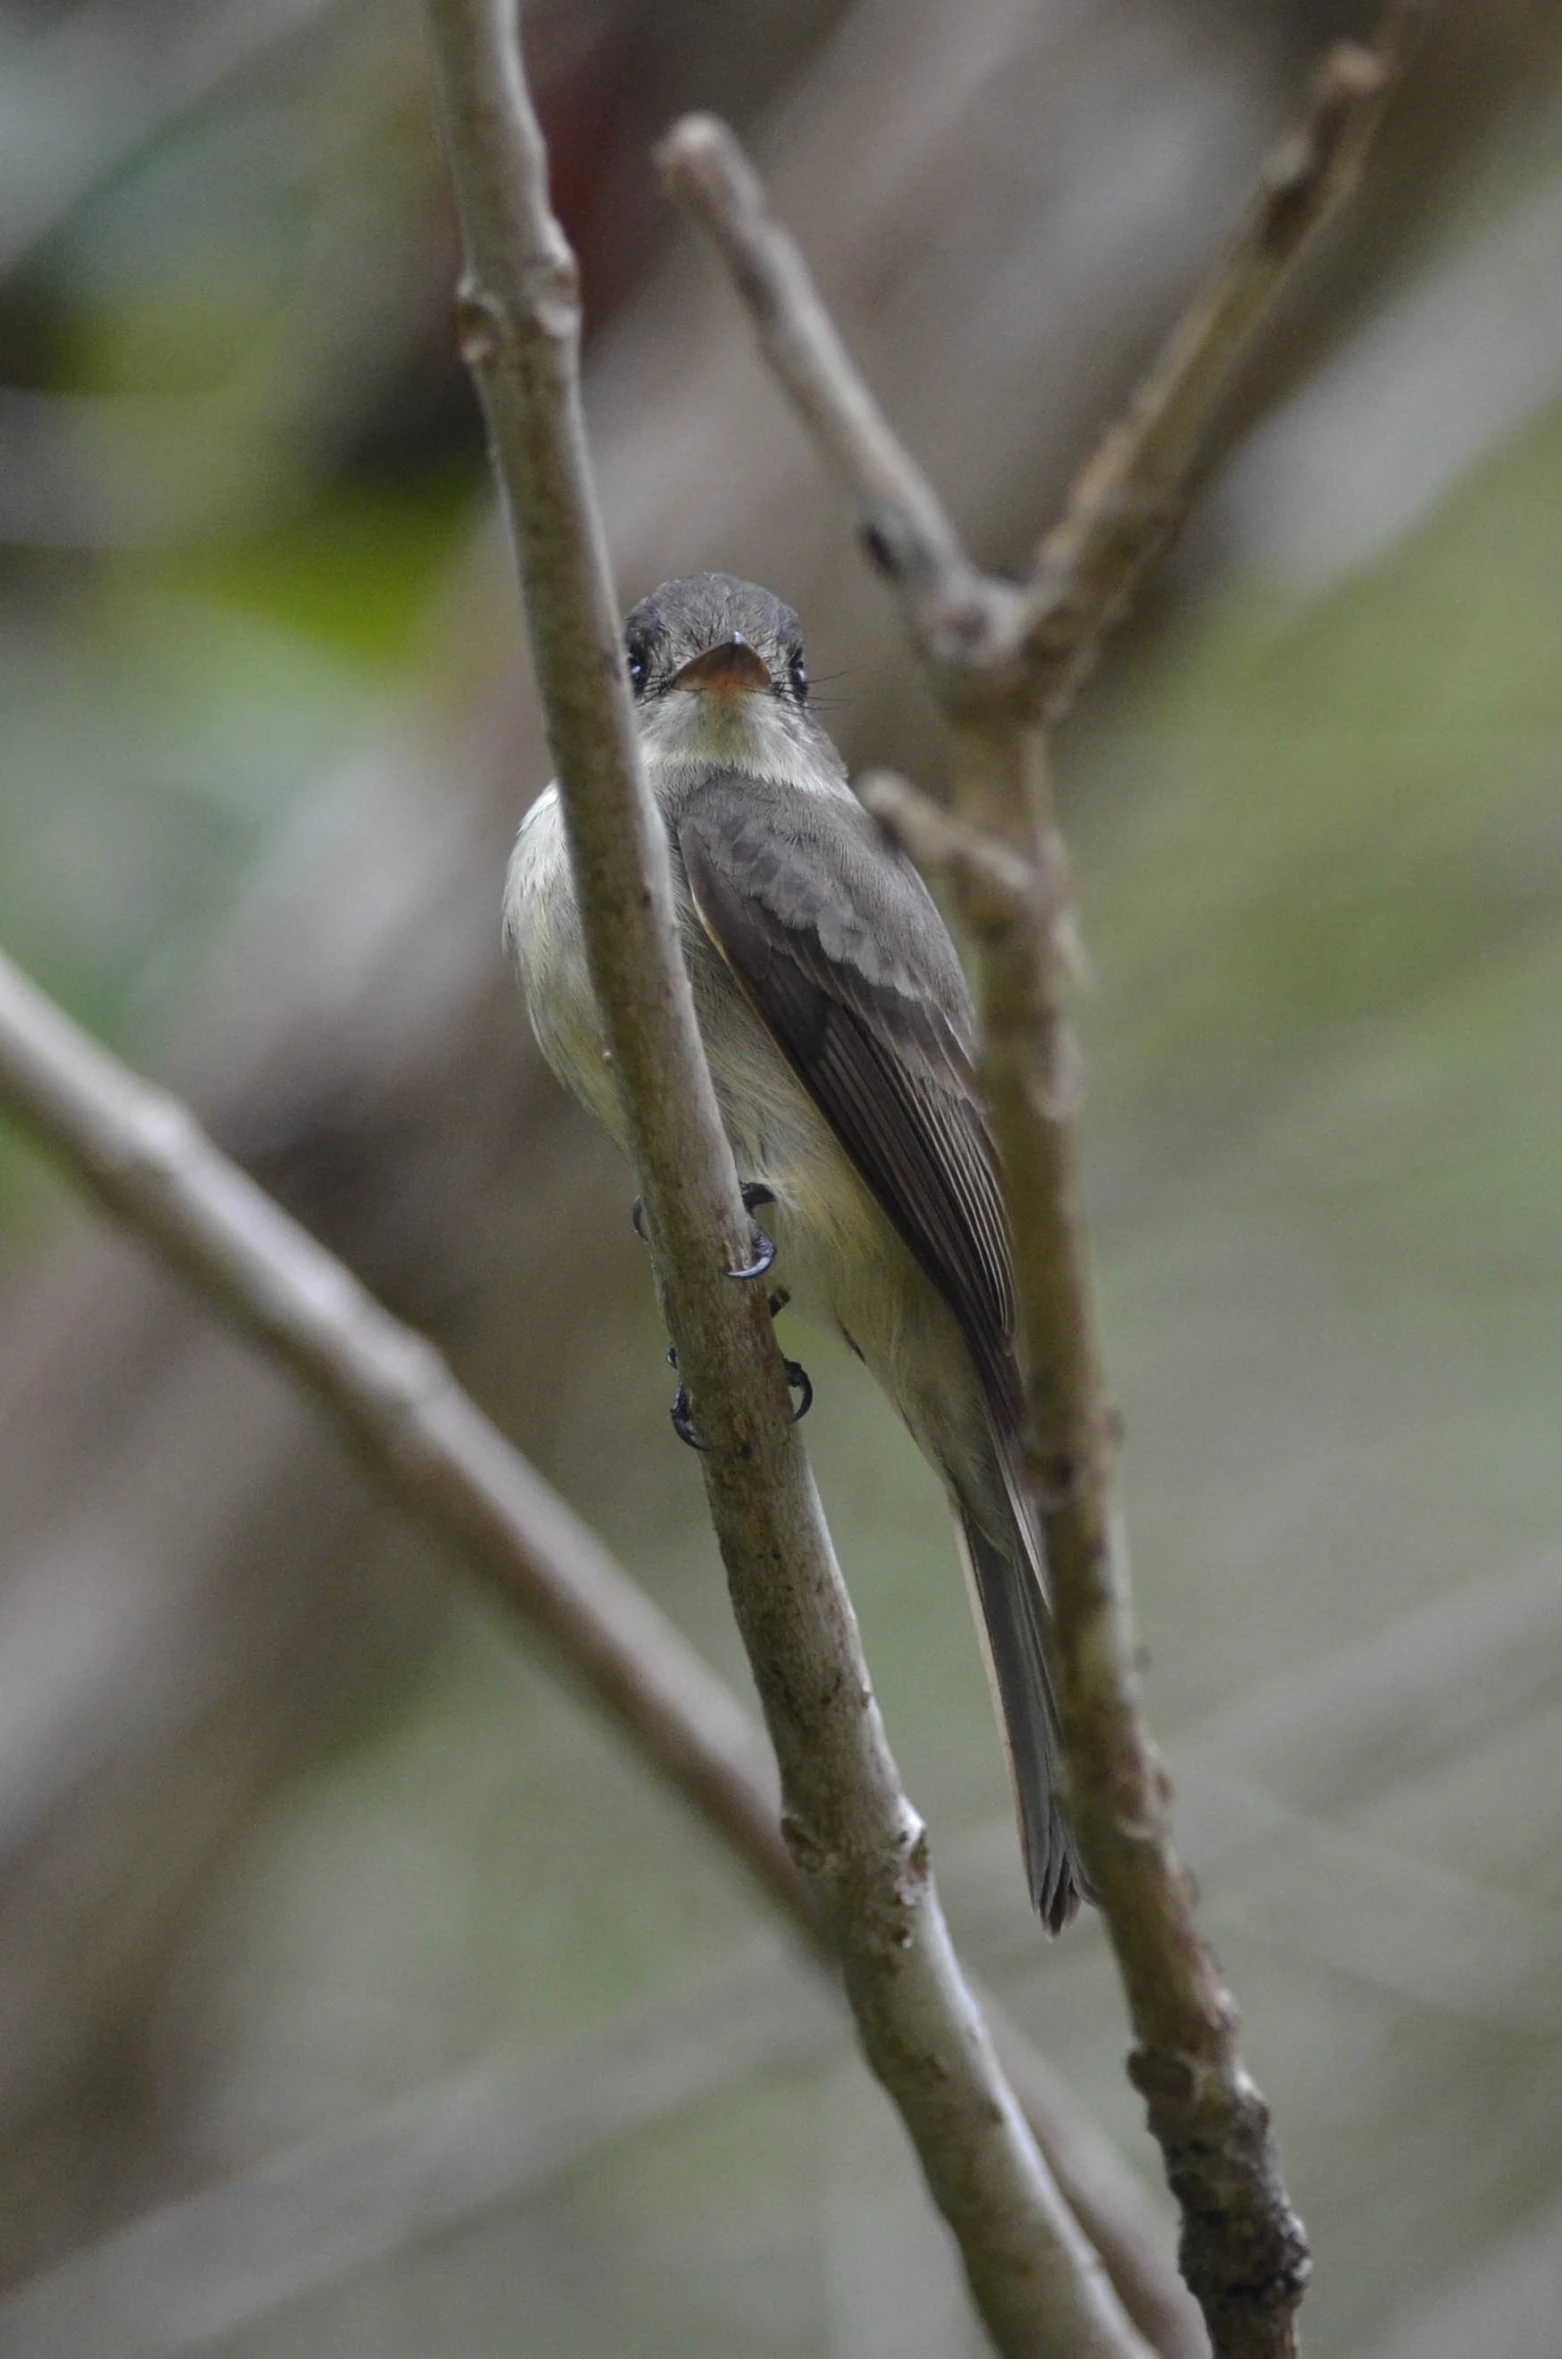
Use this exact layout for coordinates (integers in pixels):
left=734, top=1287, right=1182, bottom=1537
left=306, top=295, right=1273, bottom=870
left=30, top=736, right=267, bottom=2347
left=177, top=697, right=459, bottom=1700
left=671, top=635, right=772, bottom=696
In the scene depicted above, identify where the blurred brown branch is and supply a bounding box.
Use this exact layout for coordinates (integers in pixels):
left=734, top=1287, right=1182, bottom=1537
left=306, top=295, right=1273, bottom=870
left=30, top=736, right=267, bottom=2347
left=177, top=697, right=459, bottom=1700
left=660, top=22, right=1404, bottom=2358
left=0, top=946, right=796, bottom=1916
left=420, top=3, right=1150, bottom=2353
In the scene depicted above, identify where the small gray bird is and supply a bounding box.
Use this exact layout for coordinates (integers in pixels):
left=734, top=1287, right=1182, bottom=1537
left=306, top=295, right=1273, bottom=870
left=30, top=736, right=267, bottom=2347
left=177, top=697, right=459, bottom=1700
left=504, top=573, right=1086, bottom=1931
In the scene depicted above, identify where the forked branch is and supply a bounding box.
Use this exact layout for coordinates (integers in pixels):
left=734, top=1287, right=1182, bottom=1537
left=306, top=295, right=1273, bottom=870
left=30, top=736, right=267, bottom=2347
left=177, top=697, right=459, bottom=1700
left=661, top=19, right=1405, bottom=2358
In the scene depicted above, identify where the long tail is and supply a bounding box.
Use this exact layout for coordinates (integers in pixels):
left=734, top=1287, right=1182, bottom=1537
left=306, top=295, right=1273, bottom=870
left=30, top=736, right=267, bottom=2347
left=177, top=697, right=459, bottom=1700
left=954, top=1500, right=1090, bottom=1935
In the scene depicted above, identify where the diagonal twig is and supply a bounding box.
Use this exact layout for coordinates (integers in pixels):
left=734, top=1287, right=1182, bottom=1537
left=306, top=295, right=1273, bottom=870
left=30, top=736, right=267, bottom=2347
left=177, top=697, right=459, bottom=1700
left=660, top=18, right=1406, bottom=2357
left=1020, top=30, right=1404, bottom=719
left=0, top=945, right=794, bottom=1917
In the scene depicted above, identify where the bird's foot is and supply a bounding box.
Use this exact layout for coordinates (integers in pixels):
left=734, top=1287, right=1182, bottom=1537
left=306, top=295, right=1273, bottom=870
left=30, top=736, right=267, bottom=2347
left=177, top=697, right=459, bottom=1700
left=635, top=1184, right=775, bottom=1283
left=758, top=1269, right=809, bottom=1420
left=664, top=1344, right=710, bottom=1452
left=664, top=1338, right=810, bottom=1444
left=727, top=1182, right=777, bottom=1282
left=669, top=1380, right=709, bottom=1451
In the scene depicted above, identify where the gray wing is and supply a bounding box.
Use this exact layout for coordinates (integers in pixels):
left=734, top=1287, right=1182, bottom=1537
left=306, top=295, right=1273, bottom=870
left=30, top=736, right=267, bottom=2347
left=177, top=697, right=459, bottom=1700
left=677, top=773, right=1019, bottom=1422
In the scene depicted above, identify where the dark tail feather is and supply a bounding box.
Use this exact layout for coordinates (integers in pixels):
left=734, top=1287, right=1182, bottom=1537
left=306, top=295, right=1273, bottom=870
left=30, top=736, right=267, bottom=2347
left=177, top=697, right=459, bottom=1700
left=956, top=1506, right=1090, bottom=1935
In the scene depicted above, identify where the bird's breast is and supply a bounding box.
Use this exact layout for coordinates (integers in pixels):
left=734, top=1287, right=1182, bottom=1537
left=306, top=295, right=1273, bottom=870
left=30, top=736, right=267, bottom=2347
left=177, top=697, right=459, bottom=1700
left=503, top=786, right=626, bottom=1141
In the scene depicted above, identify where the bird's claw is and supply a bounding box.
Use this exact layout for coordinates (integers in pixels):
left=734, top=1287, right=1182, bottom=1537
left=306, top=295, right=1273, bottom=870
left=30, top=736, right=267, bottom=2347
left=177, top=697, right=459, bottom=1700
left=637, top=1185, right=775, bottom=1282
left=727, top=1182, right=778, bottom=1282
left=665, top=1205, right=804, bottom=1441
left=669, top=1380, right=709, bottom=1452
left=666, top=1336, right=808, bottom=1440
left=666, top=1345, right=709, bottom=1450
left=728, top=1234, right=776, bottom=1282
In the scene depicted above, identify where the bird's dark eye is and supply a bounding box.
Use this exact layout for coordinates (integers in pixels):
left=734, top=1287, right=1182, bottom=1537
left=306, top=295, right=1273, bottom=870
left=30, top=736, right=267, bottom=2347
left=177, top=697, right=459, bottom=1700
left=788, top=648, right=808, bottom=702
left=625, top=644, right=649, bottom=695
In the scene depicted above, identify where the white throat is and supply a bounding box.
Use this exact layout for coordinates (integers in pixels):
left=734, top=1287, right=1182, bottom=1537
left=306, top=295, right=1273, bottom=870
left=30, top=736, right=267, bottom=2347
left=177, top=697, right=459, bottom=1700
left=638, top=688, right=846, bottom=797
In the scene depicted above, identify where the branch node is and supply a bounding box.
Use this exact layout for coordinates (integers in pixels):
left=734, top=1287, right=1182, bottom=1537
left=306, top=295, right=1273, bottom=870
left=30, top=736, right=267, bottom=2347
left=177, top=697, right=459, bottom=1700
left=779, top=1810, right=825, bottom=1879
left=526, top=245, right=582, bottom=341
left=455, top=277, right=505, bottom=368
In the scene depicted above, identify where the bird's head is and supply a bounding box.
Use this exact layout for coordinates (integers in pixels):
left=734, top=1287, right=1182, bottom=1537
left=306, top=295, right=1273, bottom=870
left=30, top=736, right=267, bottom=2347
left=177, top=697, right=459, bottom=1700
left=622, top=573, right=839, bottom=787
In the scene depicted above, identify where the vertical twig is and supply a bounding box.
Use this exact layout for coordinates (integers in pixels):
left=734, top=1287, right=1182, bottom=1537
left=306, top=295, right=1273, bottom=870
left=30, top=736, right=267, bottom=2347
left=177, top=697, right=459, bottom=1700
left=661, top=26, right=1402, bottom=2356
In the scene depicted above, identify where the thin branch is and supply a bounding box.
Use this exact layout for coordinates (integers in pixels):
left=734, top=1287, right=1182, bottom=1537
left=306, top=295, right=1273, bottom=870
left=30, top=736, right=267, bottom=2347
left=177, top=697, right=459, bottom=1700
left=1021, top=35, right=1400, bottom=718
left=0, top=941, right=1191, bottom=2357
left=417, top=6, right=1154, bottom=2354
left=660, top=21, right=1404, bottom=2359
left=654, top=113, right=1021, bottom=690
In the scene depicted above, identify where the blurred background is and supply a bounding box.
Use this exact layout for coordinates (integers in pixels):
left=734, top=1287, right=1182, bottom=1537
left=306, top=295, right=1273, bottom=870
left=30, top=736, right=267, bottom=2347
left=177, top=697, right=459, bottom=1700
left=0, top=1, right=1560, bottom=2352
